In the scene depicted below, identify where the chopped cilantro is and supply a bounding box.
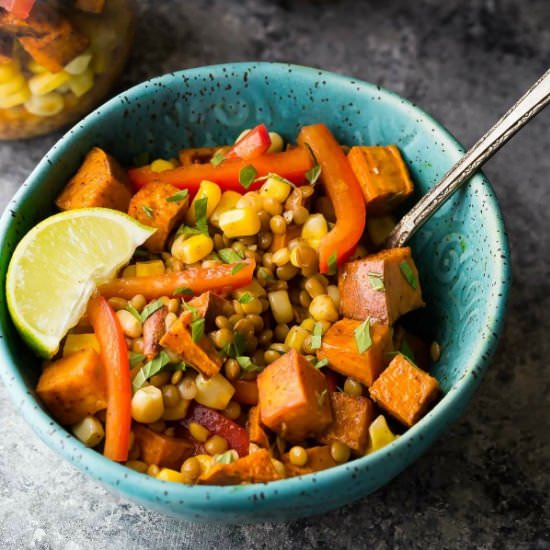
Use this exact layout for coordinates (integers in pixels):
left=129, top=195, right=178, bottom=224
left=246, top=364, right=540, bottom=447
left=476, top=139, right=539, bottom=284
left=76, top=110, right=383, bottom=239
left=174, top=287, right=194, bottom=297
left=166, top=189, right=189, bottom=203
left=367, top=271, right=385, bottom=291
left=142, top=205, right=154, bottom=219
left=129, top=351, right=145, bottom=368
left=232, top=332, right=247, bottom=357
left=314, top=358, right=329, bottom=369
left=239, top=165, right=257, bottom=189
left=190, top=317, right=205, bottom=342
left=400, top=339, right=416, bottom=362
left=231, top=262, right=247, bottom=275
left=327, top=251, right=338, bottom=276
left=399, top=261, right=418, bottom=289
left=176, top=225, right=203, bottom=238
left=215, top=450, right=237, bottom=464
left=125, top=303, right=141, bottom=322
left=132, top=350, right=171, bottom=392
left=305, top=164, right=321, bottom=185
left=236, top=356, right=262, bottom=375
left=316, top=388, right=328, bottom=407
left=194, top=197, right=209, bottom=235
left=140, top=299, right=164, bottom=322
left=238, top=292, right=254, bottom=304
left=210, top=151, right=225, bottom=166
left=354, top=317, right=372, bottom=353
left=311, top=322, right=323, bottom=350
left=218, top=248, right=243, bottom=263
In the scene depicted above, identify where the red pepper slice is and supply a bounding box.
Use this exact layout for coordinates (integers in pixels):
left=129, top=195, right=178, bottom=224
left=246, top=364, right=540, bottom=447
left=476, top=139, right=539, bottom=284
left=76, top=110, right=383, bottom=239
left=224, top=124, right=271, bottom=161
left=128, top=147, right=313, bottom=192
left=297, top=124, right=366, bottom=274
left=87, top=295, right=131, bottom=462
left=0, top=0, right=36, bottom=18
left=184, top=404, right=249, bottom=457
left=98, top=259, right=255, bottom=301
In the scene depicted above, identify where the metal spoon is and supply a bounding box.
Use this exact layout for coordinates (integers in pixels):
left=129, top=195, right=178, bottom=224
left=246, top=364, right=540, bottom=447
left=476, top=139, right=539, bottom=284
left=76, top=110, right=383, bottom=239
left=385, top=67, right=550, bottom=248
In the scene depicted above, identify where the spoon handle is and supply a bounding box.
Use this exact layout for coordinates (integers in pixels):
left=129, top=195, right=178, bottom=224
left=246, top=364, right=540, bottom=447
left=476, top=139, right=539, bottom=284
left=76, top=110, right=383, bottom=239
left=385, top=67, right=550, bottom=248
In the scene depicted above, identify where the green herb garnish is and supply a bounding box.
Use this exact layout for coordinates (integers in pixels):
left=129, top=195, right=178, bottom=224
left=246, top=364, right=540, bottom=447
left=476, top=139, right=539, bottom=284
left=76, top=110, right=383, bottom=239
left=316, top=388, right=328, bottom=407
left=176, top=225, right=203, bottom=238
left=311, top=322, right=323, bottom=350
left=327, top=251, right=338, bottom=276
left=215, top=450, right=237, bottom=464
left=129, top=351, right=146, bottom=368
left=194, top=197, right=209, bottom=235
left=174, top=286, right=194, bottom=297
left=231, top=262, right=247, bottom=275
left=140, top=299, right=164, bottom=322
left=232, top=332, right=247, bottom=357
left=236, top=356, right=262, bottom=374
left=399, top=261, right=417, bottom=289
left=218, top=248, right=244, bottom=263
left=190, top=317, right=205, bottom=342
left=142, top=206, right=154, bottom=219
left=367, top=271, right=385, bottom=291
left=257, top=266, right=275, bottom=283
left=314, top=358, right=329, bottom=369
left=166, top=189, right=189, bottom=203
left=305, top=164, right=321, bottom=185
left=354, top=317, right=372, bottom=353
left=132, top=350, right=171, bottom=392
left=125, top=303, right=141, bottom=322
left=210, top=151, right=225, bottom=166
left=254, top=172, right=296, bottom=188
left=400, top=339, right=415, bottom=362
left=238, top=292, right=254, bottom=304
left=239, top=165, right=257, bottom=189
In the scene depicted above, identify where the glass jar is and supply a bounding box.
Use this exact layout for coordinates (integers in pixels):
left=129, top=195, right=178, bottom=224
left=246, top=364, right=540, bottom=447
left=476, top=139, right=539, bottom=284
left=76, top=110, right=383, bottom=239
left=0, top=0, right=135, bottom=140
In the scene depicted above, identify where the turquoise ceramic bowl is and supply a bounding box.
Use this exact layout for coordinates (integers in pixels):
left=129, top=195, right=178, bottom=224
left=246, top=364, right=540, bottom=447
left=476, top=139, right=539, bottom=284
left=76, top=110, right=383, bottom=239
left=0, top=63, right=510, bottom=523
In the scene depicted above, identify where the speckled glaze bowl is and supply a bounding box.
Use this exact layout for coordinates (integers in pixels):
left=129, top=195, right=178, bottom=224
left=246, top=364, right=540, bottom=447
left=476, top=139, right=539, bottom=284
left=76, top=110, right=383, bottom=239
left=0, top=63, right=510, bottom=523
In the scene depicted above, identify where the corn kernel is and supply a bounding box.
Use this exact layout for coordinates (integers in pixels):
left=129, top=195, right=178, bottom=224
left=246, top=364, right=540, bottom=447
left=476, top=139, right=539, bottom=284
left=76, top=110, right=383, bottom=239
left=302, top=214, right=328, bottom=249
left=219, top=207, right=261, bottom=238
left=136, top=260, right=165, bottom=277
left=0, top=73, right=26, bottom=97
left=233, top=279, right=266, bottom=299
left=150, top=158, right=176, bottom=173
left=195, top=454, right=215, bottom=474
left=189, top=422, right=210, bottom=442
left=28, top=71, right=70, bottom=96
left=300, top=318, right=316, bottom=332
left=63, top=333, right=100, bottom=356
left=210, top=190, right=242, bottom=227
left=285, top=325, right=309, bottom=352
left=267, top=132, right=284, bottom=153
left=366, top=415, right=399, bottom=454
left=186, top=180, right=222, bottom=224
left=68, top=68, right=94, bottom=98
left=156, top=468, right=186, bottom=483
left=27, top=60, right=48, bottom=74
left=64, top=52, right=93, bottom=75
left=268, top=289, right=294, bottom=325
left=161, top=398, right=191, bottom=421
left=0, top=61, right=20, bottom=83
left=195, top=373, right=235, bottom=410
left=236, top=192, right=263, bottom=212
left=71, top=415, right=104, bottom=447
left=171, top=234, right=214, bottom=264
left=122, top=264, right=137, bottom=278
left=0, top=85, right=31, bottom=109
left=131, top=386, right=165, bottom=424
left=259, top=176, right=291, bottom=203
left=23, top=92, right=64, bottom=116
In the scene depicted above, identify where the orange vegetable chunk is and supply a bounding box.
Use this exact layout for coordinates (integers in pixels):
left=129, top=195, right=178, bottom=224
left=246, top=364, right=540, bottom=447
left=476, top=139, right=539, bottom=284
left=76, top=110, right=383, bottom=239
left=198, top=448, right=281, bottom=485
left=318, top=392, right=376, bottom=454
left=257, top=349, right=332, bottom=443
left=56, top=147, right=132, bottom=212
left=347, top=145, right=414, bottom=214
left=339, top=247, right=425, bottom=325
left=247, top=405, right=270, bottom=448
left=36, top=349, right=107, bottom=425
left=133, top=424, right=193, bottom=469
left=317, top=319, right=392, bottom=387
left=282, top=445, right=337, bottom=477
left=128, top=181, right=189, bottom=252
left=369, top=354, right=440, bottom=427
left=188, top=291, right=230, bottom=331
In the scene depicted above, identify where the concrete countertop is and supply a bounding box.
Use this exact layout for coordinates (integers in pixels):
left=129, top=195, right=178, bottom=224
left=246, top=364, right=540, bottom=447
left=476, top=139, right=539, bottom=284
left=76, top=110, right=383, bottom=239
left=0, top=1, right=548, bottom=548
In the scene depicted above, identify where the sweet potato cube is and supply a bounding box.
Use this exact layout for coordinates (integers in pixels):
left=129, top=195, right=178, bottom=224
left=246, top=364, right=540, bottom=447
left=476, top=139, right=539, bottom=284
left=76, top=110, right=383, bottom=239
left=257, top=349, right=332, bottom=443
left=369, top=354, right=440, bottom=427
left=36, top=349, right=107, bottom=425
left=317, top=319, right=392, bottom=387
left=188, top=291, right=230, bottom=331
left=133, top=424, right=193, bottom=469
left=348, top=145, right=414, bottom=214
left=198, top=448, right=281, bottom=485
left=128, top=181, right=189, bottom=252
left=159, top=312, right=222, bottom=377
left=247, top=406, right=270, bottom=448
left=339, top=247, right=425, bottom=324
left=56, top=147, right=132, bottom=212
left=282, top=445, right=337, bottom=477
left=318, top=392, right=375, bottom=454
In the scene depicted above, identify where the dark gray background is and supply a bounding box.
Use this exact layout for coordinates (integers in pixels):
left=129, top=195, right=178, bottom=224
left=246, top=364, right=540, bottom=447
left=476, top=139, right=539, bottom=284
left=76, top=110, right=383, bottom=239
left=1, top=1, right=549, bottom=548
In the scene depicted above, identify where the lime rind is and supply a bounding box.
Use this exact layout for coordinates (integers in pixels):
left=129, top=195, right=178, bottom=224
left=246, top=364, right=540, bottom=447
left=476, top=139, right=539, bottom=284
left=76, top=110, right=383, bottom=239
left=6, top=208, right=155, bottom=358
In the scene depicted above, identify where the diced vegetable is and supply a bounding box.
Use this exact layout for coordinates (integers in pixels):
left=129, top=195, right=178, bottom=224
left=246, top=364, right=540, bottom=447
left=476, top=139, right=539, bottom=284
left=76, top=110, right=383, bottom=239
left=296, top=124, right=366, bottom=273
left=133, top=424, right=193, bottom=469
left=62, top=333, right=100, bottom=356
left=246, top=405, right=269, bottom=448
left=282, top=445, right=337, bottom=477
left=366, top=415, right=399, bottom=454
left=71, top=415, right=105, bottom=447
left=225, top=124, right=271, bottom=161
left=0, top=0, right=36, bottom=19
left=194, top=373, right=235, bottom=410
left=232, top=379, right=259, bottom=406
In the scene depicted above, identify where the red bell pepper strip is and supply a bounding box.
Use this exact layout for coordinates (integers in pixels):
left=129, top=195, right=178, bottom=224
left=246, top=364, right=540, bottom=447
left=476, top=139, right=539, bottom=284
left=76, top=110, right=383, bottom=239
left=87, top=295, right=131, bottom=462
left=183, top=404, right=249, bottom=457
left=98, top=259, right=255, bottom=301
left=232, top=379, right=258, bottom=405
left=296, top=124, right=366, bottom=274
left=128, top=147, right=313, bottom=192
left=0, top=0, right=36, bottom=18
left=224, top=124, right=271, bottom=161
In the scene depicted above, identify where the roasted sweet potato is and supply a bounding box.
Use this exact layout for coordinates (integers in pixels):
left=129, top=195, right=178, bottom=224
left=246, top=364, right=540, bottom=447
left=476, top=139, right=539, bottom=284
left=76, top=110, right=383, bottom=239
left=128, top=181, right=189, bottom=252
left=339, top=247, right=425, bottom=325
left=159, top=312, right=222, bottom=377
left=247, top=406, right=270, bottom=448
left=282, top=445, right=337, bottom=477
left=188, top=291, right=230, bottom=331
left=317, top=318, right=392, bottom=387
left=56, top=147, right=132, bottom=212
left=257, top=349, right=332, bottom=443
left=318, top=392, right=375, bottom=454
left=133, top=424, right=193, bottom=469
left=36, top=349, right=107, bottom=425
left=142, top=306, right=167, bottom=360
left=369, top=354, right=440, bottom=427
left=198, top=448, right=281, bottom=485
left=348, top=145, right=414, bottom=214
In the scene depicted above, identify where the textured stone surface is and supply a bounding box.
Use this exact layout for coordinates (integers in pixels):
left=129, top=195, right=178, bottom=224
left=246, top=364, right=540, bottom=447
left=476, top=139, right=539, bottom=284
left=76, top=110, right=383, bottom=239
left=0, top=0, right=549, bottom=548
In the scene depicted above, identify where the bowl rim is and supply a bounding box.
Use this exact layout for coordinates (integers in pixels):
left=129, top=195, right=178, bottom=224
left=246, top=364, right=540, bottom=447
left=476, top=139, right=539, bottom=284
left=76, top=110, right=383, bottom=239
left=0, top=61, right=510, bottom=514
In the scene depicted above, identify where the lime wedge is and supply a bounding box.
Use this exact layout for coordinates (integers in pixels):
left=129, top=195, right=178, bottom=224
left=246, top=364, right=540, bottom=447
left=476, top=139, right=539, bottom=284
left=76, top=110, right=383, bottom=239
left=6, top=208, right=155, bottom=358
